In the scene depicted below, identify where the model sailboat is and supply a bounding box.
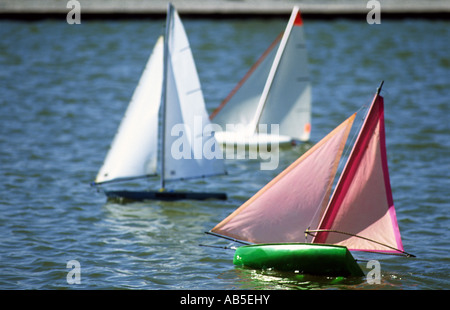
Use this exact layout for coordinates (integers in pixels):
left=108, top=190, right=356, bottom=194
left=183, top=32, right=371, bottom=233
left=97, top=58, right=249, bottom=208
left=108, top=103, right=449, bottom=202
left=210, top=6, right=311, bottom=147
left=93, top=4, right=226, bottom=201
left=208, top=82, right=414, bottom=276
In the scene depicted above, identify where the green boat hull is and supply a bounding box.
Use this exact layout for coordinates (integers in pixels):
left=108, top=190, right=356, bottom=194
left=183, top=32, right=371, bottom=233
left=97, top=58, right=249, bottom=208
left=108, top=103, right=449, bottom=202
left=233, top=243, right=364, bottom=277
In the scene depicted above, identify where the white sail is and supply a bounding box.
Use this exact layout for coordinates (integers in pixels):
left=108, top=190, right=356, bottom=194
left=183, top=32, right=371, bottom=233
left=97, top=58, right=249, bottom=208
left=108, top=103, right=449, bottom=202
left=211, top=35, right=279, bottom=131
left=95, top=4, right=225, bottom=189
left=257, top=7, right=311, bottom=141
left=95, top=37, right=164, bottom=184
left=211, top=7, right=311, bottom=142
left=162, top=5, right=226, bottom=182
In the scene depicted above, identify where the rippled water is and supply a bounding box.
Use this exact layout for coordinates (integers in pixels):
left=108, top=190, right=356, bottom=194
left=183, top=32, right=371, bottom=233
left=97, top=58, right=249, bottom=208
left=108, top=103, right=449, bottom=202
left=0, top=16, right=448, bottom=290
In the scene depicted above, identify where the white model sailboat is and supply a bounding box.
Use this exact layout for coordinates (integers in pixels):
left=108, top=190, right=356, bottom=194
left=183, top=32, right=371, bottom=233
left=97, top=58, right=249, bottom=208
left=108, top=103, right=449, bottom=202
left=93, top=4, right=226, bottom=201
left=210, top=6, right=311, bottom=147
left=208, top=82, right=414, bottom=276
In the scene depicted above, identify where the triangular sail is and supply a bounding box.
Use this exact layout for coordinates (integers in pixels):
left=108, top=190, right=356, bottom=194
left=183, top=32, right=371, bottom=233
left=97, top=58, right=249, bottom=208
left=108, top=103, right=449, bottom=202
left=210, top=34, right=280, bottom=128
left=162, top=5, right=225, bottom=182
left=313, top=94, right=405, bottom=255
left=96, top=4, right=225, bottom=187
left=211, top=114, right=355, bottom=243
left=211, top=6, right=311, bottom=141
left=95, top=37, right=164, bottom=184
left=251, top=6, right=311, bottom=141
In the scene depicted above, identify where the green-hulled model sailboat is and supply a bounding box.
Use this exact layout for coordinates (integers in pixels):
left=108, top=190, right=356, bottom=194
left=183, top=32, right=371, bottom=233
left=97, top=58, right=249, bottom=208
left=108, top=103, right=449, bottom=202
left=208, top=82, right=414, bottom=277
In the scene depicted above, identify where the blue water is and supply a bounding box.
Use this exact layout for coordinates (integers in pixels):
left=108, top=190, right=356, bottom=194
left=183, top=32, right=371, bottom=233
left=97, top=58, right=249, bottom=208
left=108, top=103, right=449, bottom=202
left=0, top=16, right=449, bottom=290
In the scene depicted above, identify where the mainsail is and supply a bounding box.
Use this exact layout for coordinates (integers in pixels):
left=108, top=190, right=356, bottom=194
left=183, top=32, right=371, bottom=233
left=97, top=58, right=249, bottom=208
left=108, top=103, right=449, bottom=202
left=211, top=6, right=311, bottom=142
left=211, top=83, right=410, bottom=256
left=161, top=4, right=225, bottom=185
left=95, top=4, right=225, bottom=190
left=312, top=93, right=405, bottom=255
left=95, top=37, right=163, bottom=184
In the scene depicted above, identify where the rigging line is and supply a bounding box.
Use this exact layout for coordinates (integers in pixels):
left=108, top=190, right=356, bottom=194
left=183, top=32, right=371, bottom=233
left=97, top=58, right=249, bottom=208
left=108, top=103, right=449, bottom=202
left=209, top=32, right=283, bottom=121
left=205, top=231, right=252, bottom=245
left=305, top=229, right=416, bottom=257
left=91, top=174, right=157, bottom=186
left=340, top=103, right=369, bottom=167
left=179, top=45, right=190, bottom=53
left=166, top=170, right=227, bottom=182
left=186, top=88, right=201, bottom=96
left=324, top=97, right=372, bottom=197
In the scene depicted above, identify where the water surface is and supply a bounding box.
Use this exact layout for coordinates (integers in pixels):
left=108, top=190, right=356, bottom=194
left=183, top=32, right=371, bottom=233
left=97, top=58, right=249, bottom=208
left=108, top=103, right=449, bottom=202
left=0, top=16, right=449, bottom=290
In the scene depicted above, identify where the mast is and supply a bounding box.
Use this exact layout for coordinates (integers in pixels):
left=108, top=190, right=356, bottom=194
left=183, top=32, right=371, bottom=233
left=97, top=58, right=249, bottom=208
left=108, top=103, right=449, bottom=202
left=160, top=3, right=173, bottom=190
left=311, top=81, right=412, bottom=256
left=376, top=80, right=384, bottom=96
left=248, top=7, right=298, bottom=135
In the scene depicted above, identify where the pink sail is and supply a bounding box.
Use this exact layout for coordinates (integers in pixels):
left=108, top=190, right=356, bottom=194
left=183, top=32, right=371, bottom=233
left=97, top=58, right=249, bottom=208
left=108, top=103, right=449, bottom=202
left=211, top=114, right=355, bottom=243
left=313, top=95, right=405, bottom=255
